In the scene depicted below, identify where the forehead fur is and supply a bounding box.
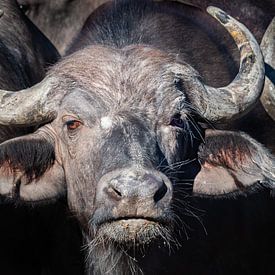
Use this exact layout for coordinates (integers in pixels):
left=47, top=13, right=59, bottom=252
left=50, top=45, right=196, bottom=108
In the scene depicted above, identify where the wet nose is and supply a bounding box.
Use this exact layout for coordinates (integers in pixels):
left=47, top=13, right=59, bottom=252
left=103, top=172, right=171, bottom=205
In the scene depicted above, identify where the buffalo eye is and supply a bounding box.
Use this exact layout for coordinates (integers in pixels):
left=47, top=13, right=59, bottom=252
left=170, top=114, right=185, bottom=128
left=66, top=120, right=82, bottom=131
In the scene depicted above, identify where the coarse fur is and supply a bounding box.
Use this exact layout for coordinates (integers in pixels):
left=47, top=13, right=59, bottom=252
left=0, top=1, right=274, bottom=274
left=68, top=0, right=275, bottom=153
left=35, top=45, right=274, bottom=273
left=55, top=1, right=275, bottom=272
left=85, top=221, right=176, bottom=275
left=17, top=0, right=275, bottom=152
left=68, top=0, right=239, bottom=87
left=0, top=138, right=55, bottom=182
left=195, top=130, right=275, bottom=198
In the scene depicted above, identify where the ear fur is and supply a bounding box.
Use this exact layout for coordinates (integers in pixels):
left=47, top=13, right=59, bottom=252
left=193, top=129, right=275, bottom=197
left=0, top=133, right=65, bottom=202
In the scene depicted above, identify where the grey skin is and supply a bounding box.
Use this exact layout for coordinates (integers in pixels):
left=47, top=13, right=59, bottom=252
left=0, top=4, right=274, bottom=275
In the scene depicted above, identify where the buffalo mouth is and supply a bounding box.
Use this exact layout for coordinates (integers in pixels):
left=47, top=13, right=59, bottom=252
left=95, top=216, right=173, bottom=246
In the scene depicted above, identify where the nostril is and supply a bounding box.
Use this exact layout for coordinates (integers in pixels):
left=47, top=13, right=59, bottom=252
left=113, top=187, right=122, bottom=197
left=106, top=185, right=122, bottom=200
left=153, top=181, right=168, bottom=203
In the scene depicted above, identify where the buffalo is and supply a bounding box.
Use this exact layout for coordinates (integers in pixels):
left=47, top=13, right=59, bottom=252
left=0, top=0, right=274, bottom=274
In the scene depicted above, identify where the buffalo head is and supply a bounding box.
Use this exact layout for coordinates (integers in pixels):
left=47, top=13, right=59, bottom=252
left=0, top=5, right=274, bottom=274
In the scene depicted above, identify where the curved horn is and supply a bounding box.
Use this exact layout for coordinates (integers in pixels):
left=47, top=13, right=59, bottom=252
left=158, top=2, right=265, bottom=122
left=196, top=6, right=265, bottom=122
left=260, top=17, right=275, bottom=121
left=0, top=78, right=58, bottom=126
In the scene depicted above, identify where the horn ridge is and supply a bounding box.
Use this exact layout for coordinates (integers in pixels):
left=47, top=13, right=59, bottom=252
left=196, top=6, right=265, bottom=122
left=0, top=78, right=58, bottom=126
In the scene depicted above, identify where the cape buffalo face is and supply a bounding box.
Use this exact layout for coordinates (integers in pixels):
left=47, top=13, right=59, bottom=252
left=43, top=45, right=203, bottom=245
left=0, top=43, right=274, bottom=247
left=1, top=44, right=273, bottom=251
left=0, top=6, right=274, bottom=274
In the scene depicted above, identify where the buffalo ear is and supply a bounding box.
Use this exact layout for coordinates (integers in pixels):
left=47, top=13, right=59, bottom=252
left=193, top=129, right=275, bottom=197
left=0, top=133, right=65, bottom=202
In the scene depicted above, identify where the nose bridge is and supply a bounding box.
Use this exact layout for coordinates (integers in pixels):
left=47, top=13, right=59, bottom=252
left=105, top=114, right=156, bottom=168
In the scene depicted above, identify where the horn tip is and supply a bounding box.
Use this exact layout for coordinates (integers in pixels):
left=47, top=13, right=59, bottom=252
left=0, top=9, right=4, bottom=18
left=207, top=6, right=230, bottom=24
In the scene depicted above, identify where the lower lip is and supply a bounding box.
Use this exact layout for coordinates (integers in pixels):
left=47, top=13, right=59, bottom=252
left=100, top=218, right=158, bottom=232
left=96, top=218, right=167, bottom=245
left=114, top=218, right=156, bottom=225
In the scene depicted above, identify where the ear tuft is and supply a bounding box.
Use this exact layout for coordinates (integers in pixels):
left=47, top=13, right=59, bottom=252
left=0, top=138, right=55, bottom=182
left=193, top=130, right=275, bottom=197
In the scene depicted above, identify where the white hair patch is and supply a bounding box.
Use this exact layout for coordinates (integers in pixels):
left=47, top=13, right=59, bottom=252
left=162, top=126, right=171, bottom=134
left=100, top=116, right=113, bottom=129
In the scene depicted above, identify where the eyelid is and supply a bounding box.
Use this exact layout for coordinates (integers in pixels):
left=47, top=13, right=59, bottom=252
left=62, top=115, right=82, bottom=123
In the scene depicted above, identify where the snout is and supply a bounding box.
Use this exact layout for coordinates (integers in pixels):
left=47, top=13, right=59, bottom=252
left=96, top=168, right=172, bottom=217
left=92, top=168, right=173, bottom=244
